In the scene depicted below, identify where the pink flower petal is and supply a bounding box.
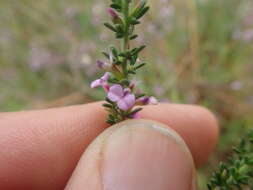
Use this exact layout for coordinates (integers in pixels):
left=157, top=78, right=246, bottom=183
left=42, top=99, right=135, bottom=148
left=123, top=88, right=131, bottom=95
left=107, top=8, right=118, bottom=19
left=117, top=99, right=129, bottom=111
left=108, top=92, right=120, bottom=102
left=149, top=96, right=158, bottom=105
left=117, top=94, right=135, bottom=111
left=124, top=94, right=136, bottom=106
left=101, top=72, right=110, bottom=81
left=103, top=84, right=110, bottom=92
left=90, top=79, right=102, bottom=88
left=107, top=84, right=124, bottom=102
left=90, top=73, right=110, bottom=89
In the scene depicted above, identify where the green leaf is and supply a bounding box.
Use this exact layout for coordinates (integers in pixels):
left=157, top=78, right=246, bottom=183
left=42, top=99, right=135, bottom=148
left=118, top=52, right=126, bottom=57
left=109, top=114, right=115, bottom=120
left=130, top=18, right=140, bottom=25
left=135, top=6, right=150, bottom=19
left=128, top=70, right=136, bottom=74
left=104, top=22, right=117, bottom=32
left=131, top=0, right=147, bottom=18
left=110, top=3, right=122, bottom=11
left=102, top=52, right=110, bottom=59
left=106, top=119, right=115, bottom=125
left=130, top=34, right=138, bottom=40
left=115, top=60, right=122, bottom=65
left=128, top=108, right=143, bottom=117
left=136, top=93, right=146, bottom=98
left=106, top=98, right=114, bottom=104
left=130, top=55, right=138, bottom=65
left=115, top=24, right=124, bottom=33
left=103, top=103, right=113, bottom=108
left=134, top=63, right=146, bottom=70
left=111, top=0, right=121, bottom=4
left=132, top=45, right=146, bottom=55
left=116, top=33, right=124, bottom=38
left=108, top=78, right=119, bottom=83
left=120, top=79, right=130, bottom=86
left=110, top=46, right=118, bottom=57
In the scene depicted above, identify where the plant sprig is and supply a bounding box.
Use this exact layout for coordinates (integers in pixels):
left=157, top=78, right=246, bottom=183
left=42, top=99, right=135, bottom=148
left=90, top=0, right=157, bottom=125
left=207, top=130, right=253, bottom=190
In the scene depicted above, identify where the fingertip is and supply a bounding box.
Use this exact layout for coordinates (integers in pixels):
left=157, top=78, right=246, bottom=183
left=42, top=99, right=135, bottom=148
left=65, top=120, right=195, bottom=190
left=186, top=105, right=219, bottom=166
left=140, top=103, right=219, bottom=166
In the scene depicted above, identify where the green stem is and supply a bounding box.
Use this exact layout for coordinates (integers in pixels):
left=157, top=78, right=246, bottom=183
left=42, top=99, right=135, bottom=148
left=122, top=0, right=130, bottom=77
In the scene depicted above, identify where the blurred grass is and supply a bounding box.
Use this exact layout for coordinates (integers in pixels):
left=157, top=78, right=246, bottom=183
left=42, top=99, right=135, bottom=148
left=0, top=0, right=253, bottom=188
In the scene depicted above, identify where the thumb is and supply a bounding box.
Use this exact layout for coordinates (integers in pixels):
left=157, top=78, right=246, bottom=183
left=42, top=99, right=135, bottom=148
left=65, top=119, right=196, bottom=190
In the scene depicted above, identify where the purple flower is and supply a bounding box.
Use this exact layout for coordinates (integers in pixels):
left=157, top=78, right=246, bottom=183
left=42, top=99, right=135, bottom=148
left=97, top=60, right=105, bottom=68
left=97, top=60, right=111, bottom=70
left=108, top=84, right=136, bottom=111
left=138, top=96, right=158, bottom=105
left=90, top=72, right=110, bottom=90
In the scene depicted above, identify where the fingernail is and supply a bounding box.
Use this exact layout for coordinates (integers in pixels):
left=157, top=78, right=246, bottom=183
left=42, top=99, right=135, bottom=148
left=102, top=119, right=195, bottom=190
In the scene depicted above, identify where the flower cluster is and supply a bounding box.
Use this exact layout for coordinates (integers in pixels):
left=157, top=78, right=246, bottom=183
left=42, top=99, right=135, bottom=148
left=90, top=0, right=158, bottom=124
left=91, top=72, right=158, bottom=124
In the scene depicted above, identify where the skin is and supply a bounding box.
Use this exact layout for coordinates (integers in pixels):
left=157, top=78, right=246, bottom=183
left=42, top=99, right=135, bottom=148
left=0, top=102, right=219, bottom=190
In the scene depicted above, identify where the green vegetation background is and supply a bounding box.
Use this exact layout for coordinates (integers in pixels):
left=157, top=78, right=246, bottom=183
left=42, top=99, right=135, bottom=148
left=0, top=0, right=252, bottom=188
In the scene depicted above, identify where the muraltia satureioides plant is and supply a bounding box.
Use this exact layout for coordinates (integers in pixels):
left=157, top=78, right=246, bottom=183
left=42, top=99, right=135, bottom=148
left=90, top=0, right=158, bottom=125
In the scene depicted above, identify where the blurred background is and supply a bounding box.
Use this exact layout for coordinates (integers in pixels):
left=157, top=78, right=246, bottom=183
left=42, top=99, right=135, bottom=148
left=0, top=0, right=252, bottom=188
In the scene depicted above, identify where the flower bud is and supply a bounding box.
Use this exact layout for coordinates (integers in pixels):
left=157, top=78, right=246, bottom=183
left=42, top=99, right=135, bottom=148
left=137, top=96, right=158, bottom=105
left=129, top=111, right=140, bottom=119
left=97, top=60, right=112, bottom=71
left=107, top=8, right=122, bottom=24
left=108, top=8, right=118, bottom=18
